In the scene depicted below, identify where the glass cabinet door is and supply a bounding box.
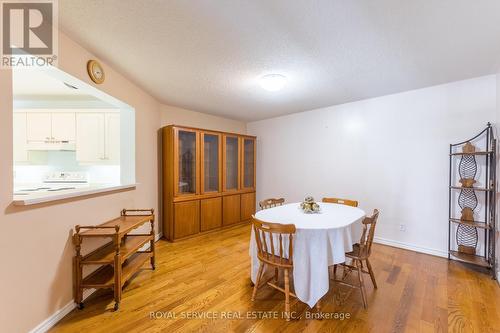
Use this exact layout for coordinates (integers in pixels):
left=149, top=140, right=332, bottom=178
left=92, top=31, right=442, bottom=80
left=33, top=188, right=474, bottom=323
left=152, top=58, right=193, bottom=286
left=202, top=133, right=220, bottom=193
left=224, top=136, right=240, bottom=191
left=176, top=130, right=197, bottom=195
left=242, top=138, right=255, bottom=189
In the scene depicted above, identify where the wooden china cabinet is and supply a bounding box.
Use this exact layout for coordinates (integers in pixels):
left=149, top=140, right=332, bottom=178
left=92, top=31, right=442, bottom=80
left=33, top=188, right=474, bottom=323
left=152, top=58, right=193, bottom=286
left=162, top=125, right=256, bottom=241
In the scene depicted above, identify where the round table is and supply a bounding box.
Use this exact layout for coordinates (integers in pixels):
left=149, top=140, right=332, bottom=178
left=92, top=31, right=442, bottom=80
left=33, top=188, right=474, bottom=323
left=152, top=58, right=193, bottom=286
left=249, top=202, right=365, bottom=308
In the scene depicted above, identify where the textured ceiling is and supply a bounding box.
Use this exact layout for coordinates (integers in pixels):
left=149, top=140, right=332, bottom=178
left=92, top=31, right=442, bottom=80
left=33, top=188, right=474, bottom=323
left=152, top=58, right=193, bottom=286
left=60, top=0, right=500, bottom=121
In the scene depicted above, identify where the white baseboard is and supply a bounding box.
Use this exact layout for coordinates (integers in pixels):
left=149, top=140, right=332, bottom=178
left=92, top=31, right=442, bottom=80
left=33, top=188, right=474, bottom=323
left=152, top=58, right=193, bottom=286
left=29, top=232, right=163, bottom=333
left=29, top=288, right=95, bottom=333
left=374, top=236, right=448, bottom=258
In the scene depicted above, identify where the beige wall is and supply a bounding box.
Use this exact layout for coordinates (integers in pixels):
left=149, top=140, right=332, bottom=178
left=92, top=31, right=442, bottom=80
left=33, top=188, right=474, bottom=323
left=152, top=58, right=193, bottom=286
left=161, top=104, right=246, bottom=133
left=0, top=31, right=160, bottom=333
left=0, top=31, right=244, bottom=332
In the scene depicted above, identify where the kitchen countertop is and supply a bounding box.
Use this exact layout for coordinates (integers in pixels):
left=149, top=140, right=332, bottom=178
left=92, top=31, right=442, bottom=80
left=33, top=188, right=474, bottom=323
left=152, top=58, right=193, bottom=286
left=13, top=183, right=137, bottom=206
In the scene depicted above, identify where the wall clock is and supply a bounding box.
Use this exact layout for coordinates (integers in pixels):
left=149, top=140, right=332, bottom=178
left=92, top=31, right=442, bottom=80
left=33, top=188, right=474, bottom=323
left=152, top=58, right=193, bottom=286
left=87, top=60, right=105, bottom=84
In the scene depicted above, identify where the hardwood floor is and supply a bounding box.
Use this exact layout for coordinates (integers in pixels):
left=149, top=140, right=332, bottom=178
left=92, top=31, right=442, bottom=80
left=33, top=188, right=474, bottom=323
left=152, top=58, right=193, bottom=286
left=51, top=224, right=500, bottom=333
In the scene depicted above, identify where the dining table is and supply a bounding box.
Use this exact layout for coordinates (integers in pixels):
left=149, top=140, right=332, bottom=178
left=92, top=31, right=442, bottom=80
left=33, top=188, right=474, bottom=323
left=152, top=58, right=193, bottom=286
left=249, top=201, right=366, bottom=308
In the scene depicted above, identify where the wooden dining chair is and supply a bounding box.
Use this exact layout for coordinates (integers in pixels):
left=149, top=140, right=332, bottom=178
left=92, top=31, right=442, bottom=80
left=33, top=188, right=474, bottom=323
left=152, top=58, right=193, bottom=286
left=259, top=198, right=285, bottom=210
left=251, top=216, right=297, bottom=321
left=332, top=209, right=379, bottom=309
left=322, top=197, right=359, bottom=207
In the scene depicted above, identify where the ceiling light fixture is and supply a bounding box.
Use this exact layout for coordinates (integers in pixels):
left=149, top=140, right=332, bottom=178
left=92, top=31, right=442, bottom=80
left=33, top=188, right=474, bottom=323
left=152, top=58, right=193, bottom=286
left=260, top=74, right=287, bottom=92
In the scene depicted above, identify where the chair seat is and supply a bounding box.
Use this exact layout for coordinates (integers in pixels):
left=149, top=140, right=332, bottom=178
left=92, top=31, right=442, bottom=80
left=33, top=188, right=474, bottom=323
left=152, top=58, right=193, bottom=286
left=257, top=253, right=293, bottom=267
left=345, top=243, right=367, bottom=259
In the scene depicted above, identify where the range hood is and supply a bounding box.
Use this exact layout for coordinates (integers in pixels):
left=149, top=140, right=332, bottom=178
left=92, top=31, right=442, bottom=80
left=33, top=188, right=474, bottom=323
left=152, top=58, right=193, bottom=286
left=27, top=140, right=76, bottom=151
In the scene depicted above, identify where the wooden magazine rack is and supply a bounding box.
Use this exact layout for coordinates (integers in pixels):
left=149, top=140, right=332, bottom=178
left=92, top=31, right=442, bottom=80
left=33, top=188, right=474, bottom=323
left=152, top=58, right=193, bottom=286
left=73, top=209, right=155, bottom=310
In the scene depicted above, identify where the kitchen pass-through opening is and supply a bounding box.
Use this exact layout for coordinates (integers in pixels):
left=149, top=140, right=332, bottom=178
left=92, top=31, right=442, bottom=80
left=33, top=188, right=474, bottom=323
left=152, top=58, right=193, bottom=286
left=12, top=66, right=136, bottom=205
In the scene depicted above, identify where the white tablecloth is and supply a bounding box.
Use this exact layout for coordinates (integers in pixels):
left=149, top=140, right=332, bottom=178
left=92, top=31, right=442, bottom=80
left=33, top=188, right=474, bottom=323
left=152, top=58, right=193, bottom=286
left=249, top=202, right=365, bottom=308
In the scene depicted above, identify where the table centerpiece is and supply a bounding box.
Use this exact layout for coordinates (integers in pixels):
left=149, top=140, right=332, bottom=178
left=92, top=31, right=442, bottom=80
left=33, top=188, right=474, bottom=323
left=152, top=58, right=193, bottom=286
left=300, top=196, right=320, bottom=213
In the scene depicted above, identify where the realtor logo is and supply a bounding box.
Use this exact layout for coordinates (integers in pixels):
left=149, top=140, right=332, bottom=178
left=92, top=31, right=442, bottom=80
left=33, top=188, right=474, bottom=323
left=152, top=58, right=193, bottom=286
left=1, top=0, right=58, bottom=67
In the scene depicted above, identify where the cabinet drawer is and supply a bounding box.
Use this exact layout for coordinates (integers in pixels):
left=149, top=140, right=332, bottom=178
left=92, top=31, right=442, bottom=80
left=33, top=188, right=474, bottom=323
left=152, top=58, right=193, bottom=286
left=240, top=192, right=256, bottom=221
left=223, top=194, right=241, bottom=226
left=201, top=197, right=222, bottom=232
left=174, top=201, right=200, bottom=239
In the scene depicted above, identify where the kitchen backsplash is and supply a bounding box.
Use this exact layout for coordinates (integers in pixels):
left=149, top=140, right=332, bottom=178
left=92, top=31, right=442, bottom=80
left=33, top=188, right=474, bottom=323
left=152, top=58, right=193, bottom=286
left=14, top=151, right=120, bottom=184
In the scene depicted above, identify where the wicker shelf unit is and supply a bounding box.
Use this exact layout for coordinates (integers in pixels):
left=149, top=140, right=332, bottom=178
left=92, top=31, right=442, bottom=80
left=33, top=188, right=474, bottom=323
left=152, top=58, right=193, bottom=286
left=448, top=123, right=496, bottom=279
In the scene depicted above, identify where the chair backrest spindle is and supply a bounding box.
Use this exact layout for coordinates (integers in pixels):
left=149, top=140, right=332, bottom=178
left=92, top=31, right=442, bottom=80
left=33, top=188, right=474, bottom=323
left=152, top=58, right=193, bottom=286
left=279, top=233, right=283, bottom=264
left=269, top=230, right=276, bottom=258
left=252, top=216, right=295, bottom=267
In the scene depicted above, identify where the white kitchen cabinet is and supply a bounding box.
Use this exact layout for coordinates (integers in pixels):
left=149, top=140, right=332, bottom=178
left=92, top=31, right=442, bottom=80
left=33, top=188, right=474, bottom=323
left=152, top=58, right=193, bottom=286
left=76, top=113, right=105, bottom=163
left=26, top=112, right=75, bottom=143
left=13, top=113, right=28, bottom=162
left=76, top=112, right=120, bottom=164
left=105, top=113, right=120, bottom=163
left=26, top=113, right=51, bottom=142
left=51, top=113, right=76, bottom=142
left=16, top=109, right=119, bottom=164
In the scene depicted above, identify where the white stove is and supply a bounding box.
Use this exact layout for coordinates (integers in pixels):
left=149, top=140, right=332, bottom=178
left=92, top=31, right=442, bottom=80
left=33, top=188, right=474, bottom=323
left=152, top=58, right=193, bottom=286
left=14, top=172, right=89, bottom=195
left=43, top=172, right=88, bottom=184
